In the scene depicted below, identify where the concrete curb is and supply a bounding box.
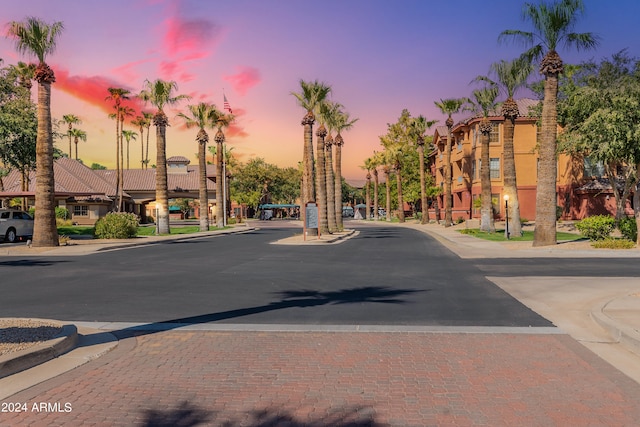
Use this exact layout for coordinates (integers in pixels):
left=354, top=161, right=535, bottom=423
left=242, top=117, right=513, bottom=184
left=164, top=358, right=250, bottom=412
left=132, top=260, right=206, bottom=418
left=591, top=298, right=640, bottom=358
left=0, top=324, right=78, bottom=379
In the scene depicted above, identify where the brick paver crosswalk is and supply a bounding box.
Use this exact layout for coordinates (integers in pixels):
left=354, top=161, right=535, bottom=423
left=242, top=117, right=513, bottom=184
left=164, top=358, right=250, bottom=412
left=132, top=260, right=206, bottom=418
left=3, top=330, right=640, bottom=426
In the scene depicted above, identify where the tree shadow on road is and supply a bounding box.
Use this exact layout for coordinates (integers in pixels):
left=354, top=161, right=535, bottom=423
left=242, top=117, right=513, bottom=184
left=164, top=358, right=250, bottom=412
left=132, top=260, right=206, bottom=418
left=141, top=400, right=383, bottom=427
left=102, top=286, right=424, bottom=340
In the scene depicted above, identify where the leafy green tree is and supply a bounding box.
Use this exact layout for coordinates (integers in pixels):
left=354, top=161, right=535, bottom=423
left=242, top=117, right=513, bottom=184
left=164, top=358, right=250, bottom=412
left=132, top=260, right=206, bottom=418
left=91, top=162, right=107, bottom=170
left=139, top=79, right=190, bottom=234
left=558, top=51, right=640, bottom=244
left=500, top=0, right=599, bottom=246
left=6, top=17, right=64, bottom=247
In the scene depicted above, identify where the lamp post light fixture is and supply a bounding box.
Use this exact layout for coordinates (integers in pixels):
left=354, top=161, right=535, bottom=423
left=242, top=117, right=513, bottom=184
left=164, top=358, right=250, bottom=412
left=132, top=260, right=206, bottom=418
left=503, top=194, right=510, bottom=240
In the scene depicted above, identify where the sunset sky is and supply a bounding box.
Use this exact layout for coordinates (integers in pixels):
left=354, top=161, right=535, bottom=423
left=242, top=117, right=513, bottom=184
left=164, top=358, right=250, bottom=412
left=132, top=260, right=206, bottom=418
left=1, top=0, right=639, bottom=181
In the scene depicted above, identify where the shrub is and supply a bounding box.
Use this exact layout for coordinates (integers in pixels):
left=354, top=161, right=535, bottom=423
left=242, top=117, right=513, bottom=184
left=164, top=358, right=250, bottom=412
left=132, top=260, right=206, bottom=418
left=575, top=215, right=616, bottom=241
left=94, top=212, right=139, bottom=239
left=55, top=207, right=70, bottom=219
left=592, top=239, right=636, bottom=249
left=618, top=217, right=638, bottom=242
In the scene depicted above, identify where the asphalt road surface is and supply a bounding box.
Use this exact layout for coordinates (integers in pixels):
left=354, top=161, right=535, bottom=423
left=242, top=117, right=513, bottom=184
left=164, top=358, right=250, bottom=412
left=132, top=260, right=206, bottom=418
left=1, top=224, right=636, bottom=326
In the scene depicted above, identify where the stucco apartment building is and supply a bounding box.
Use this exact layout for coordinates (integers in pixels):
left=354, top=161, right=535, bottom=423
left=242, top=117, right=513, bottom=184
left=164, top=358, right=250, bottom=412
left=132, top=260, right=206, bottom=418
left=428, top=98, right=625, bottom=222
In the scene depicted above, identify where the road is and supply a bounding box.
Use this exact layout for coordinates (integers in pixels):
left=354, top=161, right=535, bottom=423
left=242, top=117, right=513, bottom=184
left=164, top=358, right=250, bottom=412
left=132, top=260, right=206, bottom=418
left=1, top=223, right=638, bottom=326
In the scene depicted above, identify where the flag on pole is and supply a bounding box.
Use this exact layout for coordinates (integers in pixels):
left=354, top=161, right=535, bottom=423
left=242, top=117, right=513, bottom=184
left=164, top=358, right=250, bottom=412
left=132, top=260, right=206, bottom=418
left=223, top=94, right=233, bottom=114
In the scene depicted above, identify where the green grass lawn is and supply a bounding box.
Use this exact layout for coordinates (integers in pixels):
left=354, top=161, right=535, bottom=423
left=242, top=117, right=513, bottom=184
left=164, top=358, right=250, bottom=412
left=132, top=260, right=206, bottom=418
left=458, top=228, right=584, bottom=242
left=57, top=225, right=223, bottom=238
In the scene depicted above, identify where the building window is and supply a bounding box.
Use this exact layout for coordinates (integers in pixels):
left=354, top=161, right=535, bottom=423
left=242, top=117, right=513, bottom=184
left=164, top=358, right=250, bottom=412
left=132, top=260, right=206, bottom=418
left=489, top=123, right=500, bottom=144
left=584, top=156, right=605, bottom=178
left=490, top=158, right=500, bottom=179
left=74, top=205, right=88, bottom=216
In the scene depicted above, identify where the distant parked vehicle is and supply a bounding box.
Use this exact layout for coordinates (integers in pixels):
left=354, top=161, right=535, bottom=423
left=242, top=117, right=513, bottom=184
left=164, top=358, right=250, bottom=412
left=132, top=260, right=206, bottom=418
left=342, top=206, right=354, bottom=218
left=0, top=209, right=34, bottom=243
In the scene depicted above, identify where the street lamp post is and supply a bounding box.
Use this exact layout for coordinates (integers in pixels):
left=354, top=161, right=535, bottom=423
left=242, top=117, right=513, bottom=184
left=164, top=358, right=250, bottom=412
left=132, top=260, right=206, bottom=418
left=504, top=194, right=510, bottom=240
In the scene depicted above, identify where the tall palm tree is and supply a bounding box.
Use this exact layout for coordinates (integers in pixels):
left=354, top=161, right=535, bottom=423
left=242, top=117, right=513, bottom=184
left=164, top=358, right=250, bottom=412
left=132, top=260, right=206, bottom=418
left=333, top=110, right=358, bottom=230
left=315, top=120, right=329, bottom=233
left=121, top=130, right=137, bottom=170
left=118, top=105, right=135, bottom=209
left=291, top=79, right=331, bottom=227
left=62, top=114, right=81, bottom=158
left=131, top=115, right=146, bottom=168
left=143, top=111, right=153, bottom=169
left=68, top=128, right=87, bottom=160
left=6, top=17, right=64, bottom=247
left=362, top=157, right=375, bottom=220
left=434, top=98, right=465, bottom=227
left=500, top=0, right=599, bottom=246
left=371, top=151, right=383, bottom=221
left=212, top=111, right=234, bottom=228
left=410, top=116, right=438, bottom=224
left=465, top=85, right=499, bottom=233
left=478, top=58, right=534, bottom=236
left=382, top=163, right=392, bottom=223
left=321, top=101, right=343, bottom=232
left=139, top=79, right=190, bottom=234
left=177, top=102, right=219, bottom=232
left=106, top=87, right=130, bottom=211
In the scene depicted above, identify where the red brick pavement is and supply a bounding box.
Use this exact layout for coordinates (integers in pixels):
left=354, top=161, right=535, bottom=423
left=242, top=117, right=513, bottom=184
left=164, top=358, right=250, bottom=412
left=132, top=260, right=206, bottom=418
left=2, top=331, right=640, bottom=426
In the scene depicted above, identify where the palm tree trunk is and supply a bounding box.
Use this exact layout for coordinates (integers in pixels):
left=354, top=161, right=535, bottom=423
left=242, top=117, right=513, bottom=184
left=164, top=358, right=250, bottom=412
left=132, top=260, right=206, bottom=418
left=119, top=119, right=125, bottom=210
left=155, top=115, right=170, bottom=234
left=74, top=139, right=79, bottom=160
left=115, top=115, right=120, bottom=212
left=444, top=128, right=453, bottom=227
left=533, top=72, right=559, bottom=246
left=418, top=145, right=428, bottom=224
left=503, top=117, right=522, bottom=236
left=395, top=166, right=405, bottom=222
left=480, top=129, right=494, bottom=232
left=145, top=126, right=151, bottom=169
left=384, top=168, right=391, bottom=222
left=334, top=140, right=344, bottom=230
left=198, top=138, right=208, bottom=232
left=67, top=125, right=72, bottom=158
left=33, top=76, right=59, bottom=247
left=373, top=170, right=379, bottom=221
left=365, top=172, right=371, bottom=221
left=325, top=140, right=337, bottom=232
left=315, top=126, right=328, bottom=234
left=215, top=135, right=224, bottom=228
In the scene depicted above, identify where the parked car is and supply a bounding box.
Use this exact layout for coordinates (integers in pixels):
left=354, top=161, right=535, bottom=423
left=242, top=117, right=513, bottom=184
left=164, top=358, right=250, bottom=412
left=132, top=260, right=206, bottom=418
left=0, top=209, right=34, bottom=243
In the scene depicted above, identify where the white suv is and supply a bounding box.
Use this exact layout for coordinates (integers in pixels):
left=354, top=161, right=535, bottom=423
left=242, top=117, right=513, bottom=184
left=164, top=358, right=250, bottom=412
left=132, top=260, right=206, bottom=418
left=0, top=209, right=34, bottom=243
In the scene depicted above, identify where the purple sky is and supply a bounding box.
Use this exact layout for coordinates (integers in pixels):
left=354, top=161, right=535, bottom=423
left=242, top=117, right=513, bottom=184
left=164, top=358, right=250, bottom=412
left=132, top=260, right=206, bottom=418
left=1, top=0, right=638, bottom=180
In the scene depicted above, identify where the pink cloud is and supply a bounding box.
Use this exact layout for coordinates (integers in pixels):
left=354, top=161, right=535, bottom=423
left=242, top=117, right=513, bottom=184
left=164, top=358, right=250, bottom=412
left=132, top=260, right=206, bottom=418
left=223, top=66, right=261, bottom=96
left=111, top=59, right=153, bottom=82
left=162, top=16, right=221, bottom=57
left=54, top=67, right=145, bottom=115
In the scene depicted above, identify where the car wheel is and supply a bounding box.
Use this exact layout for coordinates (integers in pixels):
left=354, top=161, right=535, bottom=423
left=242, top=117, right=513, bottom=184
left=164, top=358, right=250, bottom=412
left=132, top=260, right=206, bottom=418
left=5, top=228, right=17, bottom=243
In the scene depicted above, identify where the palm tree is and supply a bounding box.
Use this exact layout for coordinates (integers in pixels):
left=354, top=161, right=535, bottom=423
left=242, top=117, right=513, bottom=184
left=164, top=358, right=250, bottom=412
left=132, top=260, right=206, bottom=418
left=143, top=111, right=153, bottom=169
left=410, top=116, right=438, bottom=224
left=362, top=157, right=375, bottom=220
left=333, top=110, right=358, bottom=230
left=131, top=116, right=146, bottom=168
left=315, top=119, right=329, bottom=234
left=320, top=101, right=343, bottom=232
left=106, top=87, right=130, bottom=211
left=291, top=79, right=331, bottom=227
left=121, top=130, right=137, bottom=170
left=68, top=128, right=87, bottom=160
left=14, top=61, right=35, bottom=92
left=371, top=151, right=383, bottom=221
left=478, top=58, right=534, bottom=236
left=212, top=111, right=234, bottom=228
left=434, top=98, right=465, bottom=227
left=500, top=0, right=599, bottom=246
left=465, top=85, right=499, bottom=233
left=177, top=102, right=219, bottom=232
left=6, top=17, right=64, bottom=247
left=382, top=163, right=392, bottom=223
left=139, top=79, right=190, bottom=234
left=62, top=114, right=81, bottom=158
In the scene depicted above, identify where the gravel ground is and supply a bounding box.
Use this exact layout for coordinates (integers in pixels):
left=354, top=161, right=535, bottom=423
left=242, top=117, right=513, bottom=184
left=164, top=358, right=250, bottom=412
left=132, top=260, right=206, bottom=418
left=0, top=319, right=63, bottom=357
